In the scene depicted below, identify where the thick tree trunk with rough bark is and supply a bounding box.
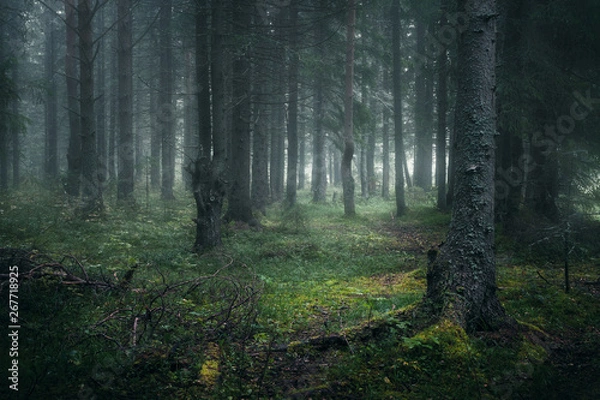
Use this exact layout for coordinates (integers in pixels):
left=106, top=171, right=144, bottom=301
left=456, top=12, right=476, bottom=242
left=341, top=0, right=356, bottom=217
left=191, top=158, right=226, bottom=252
left=426, top=0, right=508, bottom=332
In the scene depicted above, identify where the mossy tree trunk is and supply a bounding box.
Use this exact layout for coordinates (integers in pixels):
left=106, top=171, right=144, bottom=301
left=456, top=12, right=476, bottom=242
left=426, top=0, right=508, bottom=332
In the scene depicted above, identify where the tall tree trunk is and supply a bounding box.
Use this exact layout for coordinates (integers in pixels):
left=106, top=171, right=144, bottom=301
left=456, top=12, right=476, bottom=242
left=192, top=0, right=226, bottom=252
left=311, top=77, right=328, bottom=202
left=159, top=0, right=175, bottom=200
left=251, top=10, right=270, bottom=215
left=96, top=6, right=107, bottom=185
left=45, top=9, right=59, bottom=180
left=341, top=0, right=356, bottom=216
left=360, top=143, right=367, bottom=198
left=117, top=0, right=134, bottom=203
left=414, top=21, right=434, bottom=191
left=252, top=99, right=269, bottom=215
left=65, top=0, right=81, bottom=197
left=311, top=3, right=327, bottom=203
left=436, top=4, right=448, bottom=211
left=359, top=78, right=368, bottom=199
left=382, top=68, right=390, bottom=200
left=332, top=144, right=341, bottom=187
left=286, top=2, right=299, bottom=208
left=426, top=0, right=508, bottom=332
left=79, top=0, right=102, bottom=213
left=270, top=60, right=286, bottom=202
left=224, top=0, right=254, bottom=223
left=149, top=39, right=160, bottom=189
left=367, top=98, right=376, bottom=197
left=391, top=0, right=406, bottom=216
left=108, top=15, right=118, bottom=183
left=298, top=116, right=306, bottom=190
left=182, top=49, right=197, bottom=190
left=197, top=1, right=212, bottom=159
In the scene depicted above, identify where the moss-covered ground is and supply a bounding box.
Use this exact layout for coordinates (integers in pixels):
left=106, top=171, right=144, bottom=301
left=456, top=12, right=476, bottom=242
left=0, top=184, right=599, bottom=399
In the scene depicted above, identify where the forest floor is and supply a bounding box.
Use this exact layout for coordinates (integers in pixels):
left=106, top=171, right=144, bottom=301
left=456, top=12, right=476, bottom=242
left=1, top=185, right=599, bottom=399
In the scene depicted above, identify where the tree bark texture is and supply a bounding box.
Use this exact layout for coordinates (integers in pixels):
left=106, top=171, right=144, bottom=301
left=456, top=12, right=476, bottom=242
left=426, top=0, right=508, bottom=332
left=191, top=158, right=226, bottom=252
left=341, top=0, right=356, bottom=216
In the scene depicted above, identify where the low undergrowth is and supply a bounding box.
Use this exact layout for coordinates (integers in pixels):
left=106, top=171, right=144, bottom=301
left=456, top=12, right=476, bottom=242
left=0, top=183, right=599, bottom=399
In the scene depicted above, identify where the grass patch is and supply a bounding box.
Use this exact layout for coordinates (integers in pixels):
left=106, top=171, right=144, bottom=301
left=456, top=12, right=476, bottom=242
left=1, top=183, right=599, bottom=398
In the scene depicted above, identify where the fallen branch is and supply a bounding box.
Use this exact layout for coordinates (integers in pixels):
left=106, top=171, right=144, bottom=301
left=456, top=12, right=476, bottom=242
left=0, top=248, right=115, bottom=292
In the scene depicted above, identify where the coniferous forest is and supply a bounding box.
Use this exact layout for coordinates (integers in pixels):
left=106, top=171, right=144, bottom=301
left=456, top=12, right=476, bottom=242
left=1, top=0, right=600, bottom=398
